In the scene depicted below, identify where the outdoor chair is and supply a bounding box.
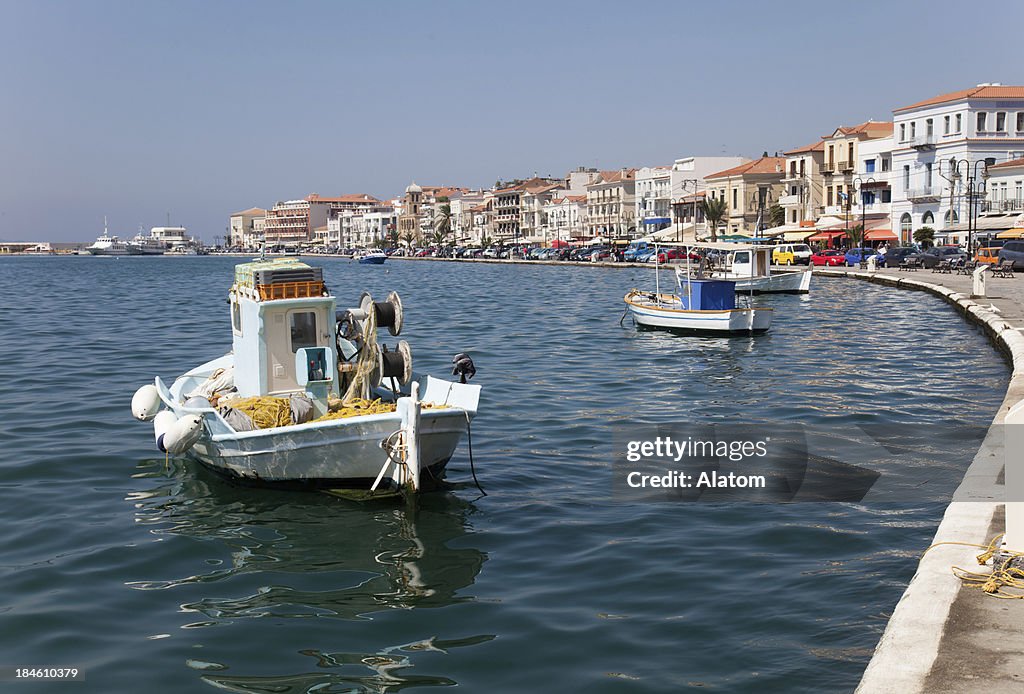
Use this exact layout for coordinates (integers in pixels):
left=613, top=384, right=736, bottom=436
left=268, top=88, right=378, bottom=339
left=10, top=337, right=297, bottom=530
left=899, top=257, right=921, bottom=271
left=933, top=259, right=954, bottom=274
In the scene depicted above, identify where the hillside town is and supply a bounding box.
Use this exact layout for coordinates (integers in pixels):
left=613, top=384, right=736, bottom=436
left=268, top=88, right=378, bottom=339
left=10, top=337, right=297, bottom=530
left=219, top=84, right=1024, bottom=256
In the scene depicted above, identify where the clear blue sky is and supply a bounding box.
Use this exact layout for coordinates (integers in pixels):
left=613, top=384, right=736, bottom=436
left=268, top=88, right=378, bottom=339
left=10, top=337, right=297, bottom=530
left=2, top=0, right=1022, bottom=242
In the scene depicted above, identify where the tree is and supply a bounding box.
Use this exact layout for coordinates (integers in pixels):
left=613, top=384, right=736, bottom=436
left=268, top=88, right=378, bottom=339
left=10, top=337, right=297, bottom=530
left=914, top=226, right=935, bottom=249
left=769, top=204, right=786, bottom=229
left=480, top=235, right=493, bottom=249
left=848, top=223, right=865, bottom=248
left=386, top=228, right=399, bottom=248
left=434, top=203, right=453, bottom=243
left=401, top=231, right=416, bottom=249
left=700, top=197, right=728, bottom=242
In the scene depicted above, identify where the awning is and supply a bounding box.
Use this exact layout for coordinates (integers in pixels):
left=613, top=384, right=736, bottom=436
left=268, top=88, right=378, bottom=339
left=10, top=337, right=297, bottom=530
left=783, top=230, right=817, bottom=241
left=642, top=217, right=672, bottom=225
left=864, top=228, right=896, bottom=241
left=997, top=228, right=1024, bottom=239
left=808, top=230, right=847, bottom=242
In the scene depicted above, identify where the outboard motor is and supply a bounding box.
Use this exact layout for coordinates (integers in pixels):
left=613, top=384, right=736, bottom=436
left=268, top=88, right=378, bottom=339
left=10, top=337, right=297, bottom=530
left=452, top=353, right=476, bottom=384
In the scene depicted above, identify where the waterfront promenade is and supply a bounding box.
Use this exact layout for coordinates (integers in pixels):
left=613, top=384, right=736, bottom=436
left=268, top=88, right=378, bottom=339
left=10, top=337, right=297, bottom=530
left=813, top=266, right=1024, bottom=694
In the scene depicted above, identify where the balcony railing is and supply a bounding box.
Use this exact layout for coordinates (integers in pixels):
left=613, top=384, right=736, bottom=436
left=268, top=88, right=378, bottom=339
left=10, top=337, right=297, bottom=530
left=838, top=160, right=854, bottom=173
left=821, top=162, right=836, bottom=175
left=778, top=194, right=801, bottom=206
left=981, top=198, right=1024, bottom=214
left=908, top=134, right=936, bottom=149
left=907, top=187, right=941, bottom=201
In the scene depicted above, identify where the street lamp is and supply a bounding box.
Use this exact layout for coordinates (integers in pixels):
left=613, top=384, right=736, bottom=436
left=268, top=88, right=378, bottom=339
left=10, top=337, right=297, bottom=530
left=945, top=158, right=990, bottom=256
left=853, top=176, right=875, bottom=254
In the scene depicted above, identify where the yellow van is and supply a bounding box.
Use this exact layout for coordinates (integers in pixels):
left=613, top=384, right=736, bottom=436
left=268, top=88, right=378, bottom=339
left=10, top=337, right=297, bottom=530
left=772, top=244, right=812, bottom=266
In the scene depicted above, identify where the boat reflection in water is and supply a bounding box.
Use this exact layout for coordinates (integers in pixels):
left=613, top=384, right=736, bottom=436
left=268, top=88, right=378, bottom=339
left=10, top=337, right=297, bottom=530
left=127, top=458, right=490, bottom=691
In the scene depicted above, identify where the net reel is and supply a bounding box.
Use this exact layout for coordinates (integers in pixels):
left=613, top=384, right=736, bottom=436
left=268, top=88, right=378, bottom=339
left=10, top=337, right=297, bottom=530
left=335, top=292, right=410, bottom=397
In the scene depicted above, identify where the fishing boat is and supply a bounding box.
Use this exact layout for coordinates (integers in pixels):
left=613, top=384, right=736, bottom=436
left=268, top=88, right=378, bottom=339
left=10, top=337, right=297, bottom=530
left=130, top=257, right=481, bottom=495
left=700, top=242, right=811, bottom=293
left=623, top=251, right=772, bottom=334
left=356, top=249, right=387, bottom=265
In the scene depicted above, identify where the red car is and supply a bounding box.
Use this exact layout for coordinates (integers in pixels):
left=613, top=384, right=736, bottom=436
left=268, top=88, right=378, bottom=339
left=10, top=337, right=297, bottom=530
left=811, top=249, right=846, bottom=266
left=655, top=248, right=701, bottom=263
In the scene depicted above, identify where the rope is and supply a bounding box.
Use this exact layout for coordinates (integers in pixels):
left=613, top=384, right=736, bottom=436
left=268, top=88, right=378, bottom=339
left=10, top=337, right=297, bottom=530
left=923, top=534, right=1024, bottom=599
left=342, top=306, right=378, bottom=402
left=464, top=410, right=486, bottom=496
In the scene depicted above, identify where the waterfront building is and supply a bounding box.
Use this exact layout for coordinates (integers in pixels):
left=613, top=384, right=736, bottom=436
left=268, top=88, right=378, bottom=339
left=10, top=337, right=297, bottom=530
left=492, top=186, right=522, bottom=244
left=820, top=121, right=893, bottom=224
left=449, top=190, right=489, bottom=245
left=854, top=134, right=895, bottom=245
left=585, top=169, right=638, bottom=239
left=890, top=84, right=1024, bottom=245
left=542, top=194, right=587, bottom=244
left=564, top=166, right=601, bottom=195
left=149, top=226, right=193, bottom=248
left=636, top=166, right=673, bottom=236
left=702, top=156, right=786, bottom=237
left=228, top=207, right=266, bottom=249
left=780, top=141, right=825, bottom=228
left=263, top=194, right=381, bottom=247
left=397, top=182, right=424, bottom=245
left=520, top=182, right=564, bottom=243
left=985, top=157, right=1024, bottom=214
left=667, top=156, right=748, bottom=242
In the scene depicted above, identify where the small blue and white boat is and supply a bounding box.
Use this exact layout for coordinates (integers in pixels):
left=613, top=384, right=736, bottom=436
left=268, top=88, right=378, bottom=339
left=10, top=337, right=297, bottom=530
left=356, top=249, right=387, bottom=265
left=624, top=252, right=772, bottom=334
left=130, top=257, right=480, bottom=494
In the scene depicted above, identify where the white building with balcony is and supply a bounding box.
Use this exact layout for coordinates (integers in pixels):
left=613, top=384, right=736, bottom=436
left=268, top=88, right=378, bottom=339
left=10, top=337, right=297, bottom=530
left=852, top=135, right=895, bottom=244
left=779, top=141, right=825, bottom=229
left=542, top=194, right=587, bottom=243
left=890, top=84, right=1024, bottom=245
left=635, top=166, right=673, bottom=235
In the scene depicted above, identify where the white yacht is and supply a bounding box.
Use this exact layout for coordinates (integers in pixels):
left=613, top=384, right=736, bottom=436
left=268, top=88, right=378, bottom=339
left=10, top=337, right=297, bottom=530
left=86, top=218, right=139, bottom=256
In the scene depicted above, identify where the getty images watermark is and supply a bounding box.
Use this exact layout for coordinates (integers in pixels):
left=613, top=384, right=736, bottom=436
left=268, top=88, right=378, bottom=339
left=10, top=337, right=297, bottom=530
left=612, top=423, right=995, bottom=503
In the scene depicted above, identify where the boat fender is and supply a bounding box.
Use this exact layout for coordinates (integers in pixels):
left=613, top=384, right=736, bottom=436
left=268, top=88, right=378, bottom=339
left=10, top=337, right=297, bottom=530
left=163, top=414, right=204, bottom=455
left=153, top=410, right=178, bottom=452
left=452, top=353, right=476, bottom=384
left=132, top=384, right=162, bottom=421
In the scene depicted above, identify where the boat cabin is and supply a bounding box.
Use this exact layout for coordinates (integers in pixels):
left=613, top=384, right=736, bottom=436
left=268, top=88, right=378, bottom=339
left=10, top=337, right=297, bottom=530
left=229, top=259, right=338, bottom=400
left=726, top=247, right=772, bottom=278
left=677, top=277, right=736, bottom=310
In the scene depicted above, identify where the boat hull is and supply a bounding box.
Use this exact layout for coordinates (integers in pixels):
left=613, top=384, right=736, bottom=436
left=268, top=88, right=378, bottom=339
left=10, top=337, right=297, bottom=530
left=731, top=269, right=811, bottom=294
left=624, top=291, right=772, bottom=334
left=358, top=256, right=386, bottom=265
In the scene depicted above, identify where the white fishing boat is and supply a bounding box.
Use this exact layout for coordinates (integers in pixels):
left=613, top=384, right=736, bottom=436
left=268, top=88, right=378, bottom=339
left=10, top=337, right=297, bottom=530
left=700, top=242, right=811, bottom=294
left=130, top=257, right=481, bottom=495
left=129, top=227, right=167, bottom=255
left=623, top=250, right=772, bottom=334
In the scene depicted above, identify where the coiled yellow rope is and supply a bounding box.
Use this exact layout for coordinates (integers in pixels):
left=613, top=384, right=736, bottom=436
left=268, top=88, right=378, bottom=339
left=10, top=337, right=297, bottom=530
left=923, top=534, right=1024, bottom=599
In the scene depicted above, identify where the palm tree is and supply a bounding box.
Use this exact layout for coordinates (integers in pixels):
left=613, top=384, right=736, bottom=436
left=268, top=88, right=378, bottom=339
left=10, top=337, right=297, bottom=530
left=480, top=234, right=493, bottom=249
left=434, top=203, right=453, bottom=245
left=700, top=197, right=728, bottom=242
left=769, top=204, right=786, bottom=229
left=401, top=231, right=416, bottom=250
left=386, top=228, right=399, bottom=249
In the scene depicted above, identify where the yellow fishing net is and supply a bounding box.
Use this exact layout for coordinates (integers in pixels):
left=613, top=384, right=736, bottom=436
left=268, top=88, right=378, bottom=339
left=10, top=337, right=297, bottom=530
left=221, top=395, right=446, bottom=430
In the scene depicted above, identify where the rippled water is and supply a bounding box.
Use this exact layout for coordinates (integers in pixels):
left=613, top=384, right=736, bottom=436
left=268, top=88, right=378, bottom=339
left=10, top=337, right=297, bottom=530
left=0, top=256, right=1009, bottom=692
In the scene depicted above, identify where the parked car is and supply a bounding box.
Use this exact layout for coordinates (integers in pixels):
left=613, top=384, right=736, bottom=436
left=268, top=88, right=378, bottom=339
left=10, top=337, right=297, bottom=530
left=624, top=241, right=652, bottom=261
left=919, top=245, right=966, bottom=269
left=877, top=246, right=921, bottom=268
left=844, top=247, right=876, bottom=266
left=810, top=249, right=846, bottom=266
left=998, top=240, right=1024, bottom=270
left=589, top=246, right=611, bottom=262
left=975, top=247, right=1001, bottom=265
left=772, top=243, right=813, bottom=266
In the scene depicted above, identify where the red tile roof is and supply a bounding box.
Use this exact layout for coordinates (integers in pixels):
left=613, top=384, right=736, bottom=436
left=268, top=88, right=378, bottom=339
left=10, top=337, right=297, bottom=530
left=784, top=141, right=825, bottom=155
left=830, top=121, right=893, bottom=138
left=307, top=193, right=382, bottom=204
left=705, top=156, right=786, bottom=180
left=230, top=207, right=267, bottom=216
left=895, top=85, right=1024, bottom=113
left=988, top=157, right=1024, bottom=171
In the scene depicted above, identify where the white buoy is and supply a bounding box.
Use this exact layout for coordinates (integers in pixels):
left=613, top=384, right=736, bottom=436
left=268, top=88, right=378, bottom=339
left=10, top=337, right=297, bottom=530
left=132, top=384, right=161, bottom=421
left=153, top=411, right=178, bottom=451
left=160, top=414, right=204, bottom=455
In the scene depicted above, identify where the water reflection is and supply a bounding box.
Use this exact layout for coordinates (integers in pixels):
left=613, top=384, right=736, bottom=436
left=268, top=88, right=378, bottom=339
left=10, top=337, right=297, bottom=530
left=128, top=459, right=487, bottom=620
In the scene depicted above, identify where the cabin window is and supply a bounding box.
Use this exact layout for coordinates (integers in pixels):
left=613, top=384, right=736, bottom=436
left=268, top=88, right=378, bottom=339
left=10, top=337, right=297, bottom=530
left=733, top=251, right=749, bottom=264
left=290, top=311, right=318, bottom=352
left=231, top=301, right=242, bottom=334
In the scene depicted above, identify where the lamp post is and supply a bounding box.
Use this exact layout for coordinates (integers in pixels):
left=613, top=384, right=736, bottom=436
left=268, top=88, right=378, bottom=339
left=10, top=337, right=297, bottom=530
left=853, top=176, right=876, bottom=254
left=945, top=158, right=990, bottom=255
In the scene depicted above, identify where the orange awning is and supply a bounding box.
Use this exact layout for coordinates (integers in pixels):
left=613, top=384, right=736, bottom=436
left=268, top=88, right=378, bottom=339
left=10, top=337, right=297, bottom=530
left=865, top=228, right=896, bottom=241
left=997, top=228, right=1024, bottom=239
left=808, top=230, right=847, bottom=241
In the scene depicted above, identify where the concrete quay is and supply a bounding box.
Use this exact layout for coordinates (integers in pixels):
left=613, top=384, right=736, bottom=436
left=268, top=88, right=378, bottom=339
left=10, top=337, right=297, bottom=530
left=812, top=267, right=1024, bottom=693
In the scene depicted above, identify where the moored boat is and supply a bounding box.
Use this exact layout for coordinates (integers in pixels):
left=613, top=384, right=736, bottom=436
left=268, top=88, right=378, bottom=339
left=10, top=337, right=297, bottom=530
left=623, top=257, right=772, bottom=334
left=130, top=257, right=480, bottom=495
left=86, top=217, right=140, bottom=256
left=701, top=242, right=811, bottom=294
